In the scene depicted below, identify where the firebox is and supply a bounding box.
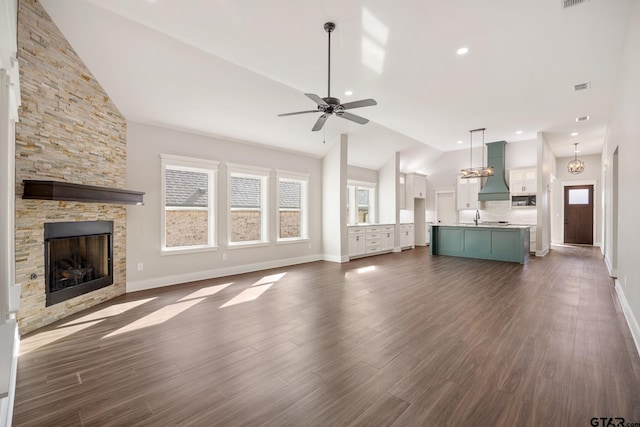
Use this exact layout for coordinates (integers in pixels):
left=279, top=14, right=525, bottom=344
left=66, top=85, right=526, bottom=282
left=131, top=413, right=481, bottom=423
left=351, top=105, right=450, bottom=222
left=44, top=221, right=113, bottom=307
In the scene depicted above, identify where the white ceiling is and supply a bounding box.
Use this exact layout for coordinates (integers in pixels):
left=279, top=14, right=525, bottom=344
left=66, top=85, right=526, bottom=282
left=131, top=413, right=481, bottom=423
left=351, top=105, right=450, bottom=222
left=40, top=0, right=632, bottom=172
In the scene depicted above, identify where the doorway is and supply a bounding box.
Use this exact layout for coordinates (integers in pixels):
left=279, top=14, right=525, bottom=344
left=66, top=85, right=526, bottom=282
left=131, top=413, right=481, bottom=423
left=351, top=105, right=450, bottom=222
left=564, top=185, right=594, bottom=245
left=435, top=191, right=456, bottom=225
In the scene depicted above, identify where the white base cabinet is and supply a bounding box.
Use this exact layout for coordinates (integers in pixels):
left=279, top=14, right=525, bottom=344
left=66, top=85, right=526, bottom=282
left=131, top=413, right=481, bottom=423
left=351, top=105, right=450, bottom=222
left=348, top=225, right=395, bottom=259
left=400, top=224, right=414, bottom=249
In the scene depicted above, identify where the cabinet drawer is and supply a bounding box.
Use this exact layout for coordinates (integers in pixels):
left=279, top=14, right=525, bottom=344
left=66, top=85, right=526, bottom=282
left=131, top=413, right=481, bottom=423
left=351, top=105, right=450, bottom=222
left=366, top=233, right=380, bottom=240
left=380, top=225, right=395, bottom=232
left=366, top=245, right=381, bottom=253
left=366, top=226, right=380, bottom=233
left=366, top=238, right=381, bottom=246
left=348, top=227, right=365, bottom=235
left=400, top=225, right=414, bottom=231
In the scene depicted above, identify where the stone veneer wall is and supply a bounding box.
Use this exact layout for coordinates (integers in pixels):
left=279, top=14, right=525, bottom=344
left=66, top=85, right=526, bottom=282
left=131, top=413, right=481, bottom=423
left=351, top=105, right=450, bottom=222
left=15, top=0, right=127, bottom=334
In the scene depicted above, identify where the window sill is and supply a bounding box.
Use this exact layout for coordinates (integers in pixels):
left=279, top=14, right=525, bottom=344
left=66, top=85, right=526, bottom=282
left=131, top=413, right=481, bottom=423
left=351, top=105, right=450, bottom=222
left=227, top=241, right=271, bottom=250
left=161, top=245, right=218, bottom=256
left=276, top=238, right=309, bottom=245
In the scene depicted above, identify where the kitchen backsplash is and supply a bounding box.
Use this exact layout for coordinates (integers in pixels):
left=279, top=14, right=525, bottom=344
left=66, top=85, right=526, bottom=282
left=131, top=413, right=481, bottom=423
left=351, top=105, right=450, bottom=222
left=458, top=200, right=537, bottom=225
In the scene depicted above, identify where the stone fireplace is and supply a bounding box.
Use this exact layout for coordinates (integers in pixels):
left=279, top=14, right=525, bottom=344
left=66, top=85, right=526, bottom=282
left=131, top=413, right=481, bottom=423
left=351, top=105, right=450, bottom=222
left=15, top=0, right=128, bottom=333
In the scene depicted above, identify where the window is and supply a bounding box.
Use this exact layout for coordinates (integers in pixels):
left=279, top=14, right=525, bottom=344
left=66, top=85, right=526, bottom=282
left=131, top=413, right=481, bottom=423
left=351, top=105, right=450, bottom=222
left=277, top=171, right=309, bottom=241
left=161, top=154, right=218, bottom=253
left=347, top=182, right=376, bottom=224
left=228, top=164, right=270, bottom=245
left=568, top=188, right=590, bottom=205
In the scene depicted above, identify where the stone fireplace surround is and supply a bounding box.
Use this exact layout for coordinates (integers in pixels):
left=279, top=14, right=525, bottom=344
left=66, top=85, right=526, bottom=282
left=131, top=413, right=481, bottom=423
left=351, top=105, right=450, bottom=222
left=15, top=0, right=129, bottom=334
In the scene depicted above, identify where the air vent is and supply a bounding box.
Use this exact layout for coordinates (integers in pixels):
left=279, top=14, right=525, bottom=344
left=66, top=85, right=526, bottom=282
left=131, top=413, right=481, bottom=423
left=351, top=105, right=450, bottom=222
left=576, top=115, right=590, bottom=122
left=574, top=82, right=591, bottom=91
left=563, top=0, right=589, bottom=9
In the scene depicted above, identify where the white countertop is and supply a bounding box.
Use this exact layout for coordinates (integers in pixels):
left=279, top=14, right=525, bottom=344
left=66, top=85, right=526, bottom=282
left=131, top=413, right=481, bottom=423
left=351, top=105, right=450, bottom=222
left=433, top=223, right=532, bottom=229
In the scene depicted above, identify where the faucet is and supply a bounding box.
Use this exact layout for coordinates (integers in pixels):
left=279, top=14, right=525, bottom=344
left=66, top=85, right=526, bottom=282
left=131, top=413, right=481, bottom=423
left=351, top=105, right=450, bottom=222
left=474, top=210, right=480, bottom=226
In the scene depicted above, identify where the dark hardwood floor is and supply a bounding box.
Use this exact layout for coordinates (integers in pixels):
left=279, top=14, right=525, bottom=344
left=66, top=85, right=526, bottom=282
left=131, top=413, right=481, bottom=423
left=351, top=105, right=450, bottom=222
left=13, top=245, right=640, bottom=426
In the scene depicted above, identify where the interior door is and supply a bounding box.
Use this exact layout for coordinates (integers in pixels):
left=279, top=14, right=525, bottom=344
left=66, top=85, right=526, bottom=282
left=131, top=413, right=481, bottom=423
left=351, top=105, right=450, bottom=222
left=564, top=185, right=594, bottom=244
left=436, top=192, right=456, bottom=225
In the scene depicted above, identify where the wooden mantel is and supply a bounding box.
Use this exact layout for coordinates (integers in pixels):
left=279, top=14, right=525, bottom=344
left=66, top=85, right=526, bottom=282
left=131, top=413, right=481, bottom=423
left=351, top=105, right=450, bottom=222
left=22, top=180, right=144, bottom=205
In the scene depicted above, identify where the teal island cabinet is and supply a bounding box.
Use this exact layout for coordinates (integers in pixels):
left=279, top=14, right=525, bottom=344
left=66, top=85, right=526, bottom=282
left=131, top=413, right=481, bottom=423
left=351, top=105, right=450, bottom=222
left=430, top=224, right=530, bottom=264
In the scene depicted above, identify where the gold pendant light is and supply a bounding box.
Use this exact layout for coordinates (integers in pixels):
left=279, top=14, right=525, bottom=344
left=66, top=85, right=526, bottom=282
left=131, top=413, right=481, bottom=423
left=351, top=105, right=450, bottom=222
left=460, top=127, right=494, bottom=178
left=567, top=142, right=585, bottom=175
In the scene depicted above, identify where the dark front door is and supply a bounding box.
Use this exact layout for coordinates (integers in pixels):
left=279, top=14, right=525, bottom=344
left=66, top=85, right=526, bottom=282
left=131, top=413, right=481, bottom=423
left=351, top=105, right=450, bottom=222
left=564, top=185, right=594, bottom=245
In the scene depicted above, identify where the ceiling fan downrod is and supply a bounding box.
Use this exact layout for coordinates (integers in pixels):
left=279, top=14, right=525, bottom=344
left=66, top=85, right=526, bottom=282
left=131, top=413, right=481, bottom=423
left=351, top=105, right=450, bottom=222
left=324, top=22, right=335, bottom=99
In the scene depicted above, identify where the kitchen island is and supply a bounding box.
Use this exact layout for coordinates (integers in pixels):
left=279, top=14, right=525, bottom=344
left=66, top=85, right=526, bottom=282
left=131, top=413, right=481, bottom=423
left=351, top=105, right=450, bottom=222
left=430, top=224, right=530, bottom=264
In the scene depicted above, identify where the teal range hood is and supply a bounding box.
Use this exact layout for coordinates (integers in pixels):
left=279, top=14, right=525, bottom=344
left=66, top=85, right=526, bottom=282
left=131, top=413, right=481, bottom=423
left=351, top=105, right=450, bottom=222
left=478, top=141, right=510, bottom=201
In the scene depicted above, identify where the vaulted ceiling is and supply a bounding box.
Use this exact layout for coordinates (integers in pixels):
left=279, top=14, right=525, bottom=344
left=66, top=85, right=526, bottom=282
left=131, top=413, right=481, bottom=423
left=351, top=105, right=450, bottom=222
left=40, top=0, right=632, bottom=172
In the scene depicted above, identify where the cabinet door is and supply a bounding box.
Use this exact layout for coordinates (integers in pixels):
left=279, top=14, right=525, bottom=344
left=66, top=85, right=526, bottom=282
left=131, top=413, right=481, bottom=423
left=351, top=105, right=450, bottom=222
left=524, top=170, right=537, bottom=193
left=414, top=174, right=426, bottom=199
left=348, top=234, right=365, bottom=256
left=457, top=178, right=479, bottom=210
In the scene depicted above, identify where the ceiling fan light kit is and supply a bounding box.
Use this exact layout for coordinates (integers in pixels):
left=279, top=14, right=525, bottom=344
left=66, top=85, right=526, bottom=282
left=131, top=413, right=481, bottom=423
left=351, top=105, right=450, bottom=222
left=278, top=22, right=378, bottom=132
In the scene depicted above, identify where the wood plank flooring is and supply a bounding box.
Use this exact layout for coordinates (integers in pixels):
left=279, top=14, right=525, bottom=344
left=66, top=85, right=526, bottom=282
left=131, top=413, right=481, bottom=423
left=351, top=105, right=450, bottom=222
left=13, top=245, right=640, bottom=426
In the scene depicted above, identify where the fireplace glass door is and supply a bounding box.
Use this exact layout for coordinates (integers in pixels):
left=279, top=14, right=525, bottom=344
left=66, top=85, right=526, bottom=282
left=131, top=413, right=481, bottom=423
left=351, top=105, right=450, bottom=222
left=44, top=221, right=113, bottom=306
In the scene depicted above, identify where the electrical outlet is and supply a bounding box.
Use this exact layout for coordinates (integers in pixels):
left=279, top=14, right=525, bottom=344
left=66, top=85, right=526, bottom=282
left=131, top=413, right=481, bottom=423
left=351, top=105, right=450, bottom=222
left=222, top=253, right=227, bottom=261
left=137, top=262, right=143, bottom=272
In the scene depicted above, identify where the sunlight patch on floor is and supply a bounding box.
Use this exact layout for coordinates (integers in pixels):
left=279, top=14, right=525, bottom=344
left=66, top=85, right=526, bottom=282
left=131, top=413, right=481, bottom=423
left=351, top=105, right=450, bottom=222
left=220, top=284, right=273, bottom=308
left=59, top=297, right=157, bottom=327
left=103, top=298, right=205, bottom=338
left=178, top=283, right=233, bottom=302
left=20, top=320, right=105, bottom=355
left=345, top=265, right=377, bottom=279
left=252, top=272, right=286, bottom=286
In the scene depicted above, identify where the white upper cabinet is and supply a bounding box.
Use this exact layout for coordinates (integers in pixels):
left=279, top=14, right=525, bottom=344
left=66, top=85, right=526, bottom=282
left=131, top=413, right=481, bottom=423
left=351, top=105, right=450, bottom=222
left=509, top=168, right=537, bottom=194
left=457, top=177, right=480, bottom=210
left=404, top=173, right=427, bottom=210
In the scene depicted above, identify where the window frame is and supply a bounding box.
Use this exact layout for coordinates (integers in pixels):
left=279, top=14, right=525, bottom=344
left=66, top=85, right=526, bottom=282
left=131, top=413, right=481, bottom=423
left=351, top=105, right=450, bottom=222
left=276, top=170, right=309, bottom=244
left=227, top=163, right=271, bottom=248
left=347, top=180, right=377, bottom=225
left=160, top=154, right=219, bottom=255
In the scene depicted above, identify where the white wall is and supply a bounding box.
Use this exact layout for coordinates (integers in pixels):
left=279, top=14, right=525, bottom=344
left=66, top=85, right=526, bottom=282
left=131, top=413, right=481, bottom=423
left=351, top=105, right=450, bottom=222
left=536, top=132, right=556, bottom=256
left=378, top=153, right=399, bottom=226
left=1, top=2, right=19, bottom=425
left=126, top=122, right=324, bottom=291
left=551, top=154, right=602, bottom=245
left=347, top=165, right=377, bottom=183
left=322, top=134, right=348, bottom=263
left=604, top=0, right=640, bottom=355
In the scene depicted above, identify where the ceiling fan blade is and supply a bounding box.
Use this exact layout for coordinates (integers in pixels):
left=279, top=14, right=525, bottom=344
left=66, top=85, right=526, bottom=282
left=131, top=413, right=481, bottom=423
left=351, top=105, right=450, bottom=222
left=305, top=93, right=329, bottom=107
left=278, top=110, right=321, bottom=117
left=340, top=98, right=377, bottom=110
left=312, top=114, right=330, bottom=131
left=336, top=111, right=369, bottom=125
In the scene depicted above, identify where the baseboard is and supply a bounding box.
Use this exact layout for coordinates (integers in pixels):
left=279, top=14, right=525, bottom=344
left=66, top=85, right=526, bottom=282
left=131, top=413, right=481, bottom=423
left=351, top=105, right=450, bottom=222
left=535, top=247, right=549, bottom=257
left=127, top=254, right=324, bottom=292
left=604, top=256, right=617, bottom=278
left=323, top=254, right=349, bottom=263
left=615, top=280, right=640, bottom=359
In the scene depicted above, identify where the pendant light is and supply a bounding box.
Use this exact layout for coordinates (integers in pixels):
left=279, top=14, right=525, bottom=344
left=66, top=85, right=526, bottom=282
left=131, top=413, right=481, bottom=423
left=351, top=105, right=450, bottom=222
left=567, top=142, right=585, bottom=175
left=460, top=127, right=494, bottom=178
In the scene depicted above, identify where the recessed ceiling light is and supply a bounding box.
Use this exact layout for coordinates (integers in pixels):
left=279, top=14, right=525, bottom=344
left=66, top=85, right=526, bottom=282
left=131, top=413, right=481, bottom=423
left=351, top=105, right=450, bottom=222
left=576, top=115, right=590, bottom=122
left=571, top=132, right=579, bottom=136
left=344, top=90, right=353, bottom=96
left=456, top=47, right=469, bottom=55
left=457, top=140, right=463, bottom=144
left=516, top=130, right=523, bottom=135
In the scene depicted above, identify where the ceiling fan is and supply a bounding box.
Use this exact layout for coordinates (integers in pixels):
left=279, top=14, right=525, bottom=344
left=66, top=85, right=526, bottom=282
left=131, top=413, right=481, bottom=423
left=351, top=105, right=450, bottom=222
left=278, top=22, right=378, bottom=132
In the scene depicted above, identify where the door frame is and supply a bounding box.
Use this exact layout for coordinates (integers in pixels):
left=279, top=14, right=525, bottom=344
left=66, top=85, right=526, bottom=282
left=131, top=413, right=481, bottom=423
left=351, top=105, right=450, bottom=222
left=435, top=189, right=456, bottom=224
left=561, top=179, right=597, bottom=245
